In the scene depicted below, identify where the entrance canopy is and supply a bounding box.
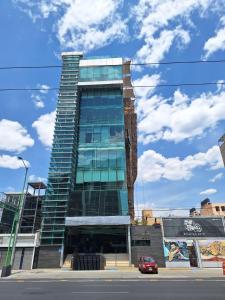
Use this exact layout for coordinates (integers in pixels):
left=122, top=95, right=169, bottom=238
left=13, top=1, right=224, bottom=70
left=65, top=216, right=130, bottom=226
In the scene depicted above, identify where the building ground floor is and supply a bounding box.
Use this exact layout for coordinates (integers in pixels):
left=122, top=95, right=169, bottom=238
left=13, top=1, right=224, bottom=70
left=38, top=216, right=132, bottom=268
left=1, top=219, right=225, bottom=270
left=64, top=225, right=128, bottom=255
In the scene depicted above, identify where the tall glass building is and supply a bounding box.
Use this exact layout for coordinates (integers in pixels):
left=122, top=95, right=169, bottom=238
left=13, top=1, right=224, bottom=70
left=38, top=53, right=137, bottom=268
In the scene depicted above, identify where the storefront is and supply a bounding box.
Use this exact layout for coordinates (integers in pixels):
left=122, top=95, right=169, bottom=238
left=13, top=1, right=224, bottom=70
left=162, top=217, right=225, bottom=268
left=0, top=233, right=40, bottom=270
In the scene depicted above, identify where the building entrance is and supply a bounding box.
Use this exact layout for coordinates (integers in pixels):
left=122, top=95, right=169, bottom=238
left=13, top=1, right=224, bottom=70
left=65, top=225, right=127, bottom=255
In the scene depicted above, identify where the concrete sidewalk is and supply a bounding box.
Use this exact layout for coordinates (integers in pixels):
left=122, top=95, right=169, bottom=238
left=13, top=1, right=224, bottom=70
left=1, top=268, right=224, bottom=280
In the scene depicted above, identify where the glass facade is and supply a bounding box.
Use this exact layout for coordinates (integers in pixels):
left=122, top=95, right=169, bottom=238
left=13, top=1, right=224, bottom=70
left=79, top=66, right=122, bottom=81
left=68, top=87, right=128, bottom=216
left=41, top=58, right=132, bottom=247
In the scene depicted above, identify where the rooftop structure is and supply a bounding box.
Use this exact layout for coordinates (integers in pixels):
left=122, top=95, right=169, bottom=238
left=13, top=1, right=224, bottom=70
left=141, top=209, right=161, bottom=225
left=19, top=182, right=46, bottom=234
left=190, top=198, right=225, bottom=217
left=0, top=182, right=46, bottom=235
left=200, top=198, right=225, bottom=217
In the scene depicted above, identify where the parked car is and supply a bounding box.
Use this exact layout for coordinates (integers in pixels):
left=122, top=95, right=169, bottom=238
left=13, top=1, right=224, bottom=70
left=138, top=256, right=158, bottom=274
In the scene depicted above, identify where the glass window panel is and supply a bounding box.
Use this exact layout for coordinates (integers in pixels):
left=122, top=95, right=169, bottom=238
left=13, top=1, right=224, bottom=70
left=84, top=171, right=92, bottom=182
left=78, top=150, right=94, bottom=168
left=109, top=170, right=116, bottom=181
left=116, top=150, right=125, bottom=168
left=108, top=150, right=116, bottom=168
left=101, top=126, right=109, bottom=143
left=76, top=171, right=83, bottom=183
left=119, top=190, right=128, bottom=215
left=85, top=133, right=92, bottom=143
left=100, top=151, right=108, bottom=168
left=101, top=171, right=108, bottom=181
left=93, top=132, right=101, bottom=143
left=117, top=170, right=125, bottom=181
left=79, top=66, right=122, bottom=82
left=92, top=171, right=101, bottom=181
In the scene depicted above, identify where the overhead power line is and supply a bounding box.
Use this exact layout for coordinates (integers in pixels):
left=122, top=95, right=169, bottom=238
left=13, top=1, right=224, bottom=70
left=0, top=59, right=225, bottom=70
left=131, top=59, right=225, bottom=65
left=0, top=87, right=63, bottom=92
left=0, top=65, right=61, bottom=70
left=132, top=81, right=225, bottom=88
left=133, top=208, right=223, bottom=211
left=0, top=81, right=224, bottom=92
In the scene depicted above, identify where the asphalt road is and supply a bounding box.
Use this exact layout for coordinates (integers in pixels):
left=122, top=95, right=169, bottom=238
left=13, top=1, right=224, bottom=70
left=0, top=279, right=224, bottom=300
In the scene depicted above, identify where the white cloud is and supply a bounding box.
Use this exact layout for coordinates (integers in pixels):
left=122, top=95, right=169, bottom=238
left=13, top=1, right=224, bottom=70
left=133, top=0, right=224, bottom=65
left=138, top=145, right=223, bottom=183
left=28, top=174, right=47, bottom=182
left=136, top=28, right=190, bottom=65
left=39, top=1, right=58, bottom=18
left=133, top=0, right=211, bottom=36
left=209, top=172, right=224, bottom=182
left=32, top=111, right=56, bottom=148
left=31, top=84, right=50, bottom=108
left=31, top=94, right=45, bottom=108
left=14, top=0, right=127, bottom=51
left=134, top=74, right=161, bottom=99
left=0, top=155, right=30, bottom=169
left=200, top=188, right=217, bottom=195
left=203, top=17, right=225, bottom=58
left=137, top=86, right=225, bottom=144
left=38, top=84, right=50, bottom=94
left=216, top=80, right=225, bottom=92
left=0, top=119, right=34, bottom=153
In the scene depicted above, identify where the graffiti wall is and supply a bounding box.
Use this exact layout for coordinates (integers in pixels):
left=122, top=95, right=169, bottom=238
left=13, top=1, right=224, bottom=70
left=199, top=240, right=225, bottom=267
left=164, top=240, right=190, bottom=267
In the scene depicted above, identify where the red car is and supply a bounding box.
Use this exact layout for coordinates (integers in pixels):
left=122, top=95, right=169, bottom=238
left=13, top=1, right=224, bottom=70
left=138, top=256, right=158, bottom=274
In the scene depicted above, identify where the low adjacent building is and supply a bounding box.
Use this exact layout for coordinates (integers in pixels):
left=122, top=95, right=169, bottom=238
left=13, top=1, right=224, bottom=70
left=200, top=198, right=225, bottom=217
left=0, top=182, right=45, bottom=270
left=142, top=209, right=161, bottom=225
left=0, top=192, right=20, bottom=233
left=162, top=217, right=225, bottom=268
left=0, top=233, right=40, bottom=270
left=131, top=224, right=165, bottom=267
left=135, top=209, right=225, bottom=269
left=190, top=198, right=225, bottom=217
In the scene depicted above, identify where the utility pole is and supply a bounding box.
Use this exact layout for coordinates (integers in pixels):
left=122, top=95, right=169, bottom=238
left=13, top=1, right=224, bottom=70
left=1, top=157, right=28, bottom=277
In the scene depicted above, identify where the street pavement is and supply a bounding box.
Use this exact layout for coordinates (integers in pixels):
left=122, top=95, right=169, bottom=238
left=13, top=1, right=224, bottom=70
left=2, top=267, right=224, bottom=280
left=0, top=279, right=224, bottom=300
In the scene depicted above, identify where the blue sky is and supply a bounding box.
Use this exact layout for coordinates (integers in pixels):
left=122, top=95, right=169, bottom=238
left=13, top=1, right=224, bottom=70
left=0, top=0, right=225, bottom=216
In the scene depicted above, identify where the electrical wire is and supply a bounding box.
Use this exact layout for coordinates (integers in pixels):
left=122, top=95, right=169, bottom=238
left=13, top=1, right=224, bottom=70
left=132, top=82, right=225, bottom=88
left=0, top=88, right=58, bottom=92
left=130, top=59, right=225, bottom=65
left=0, top=59, right=225, bottom=70
left=0, top=81, right=224, bottom=92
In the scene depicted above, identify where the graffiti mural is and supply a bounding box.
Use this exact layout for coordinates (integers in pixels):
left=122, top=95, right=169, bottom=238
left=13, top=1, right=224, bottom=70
left=164, top=240, right=190, bottom=262
left=199, top=240, right=225, bottom=262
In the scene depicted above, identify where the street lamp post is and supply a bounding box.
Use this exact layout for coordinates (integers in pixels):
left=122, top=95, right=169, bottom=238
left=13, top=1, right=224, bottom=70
left=1, top=157, right=28, bottom=277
